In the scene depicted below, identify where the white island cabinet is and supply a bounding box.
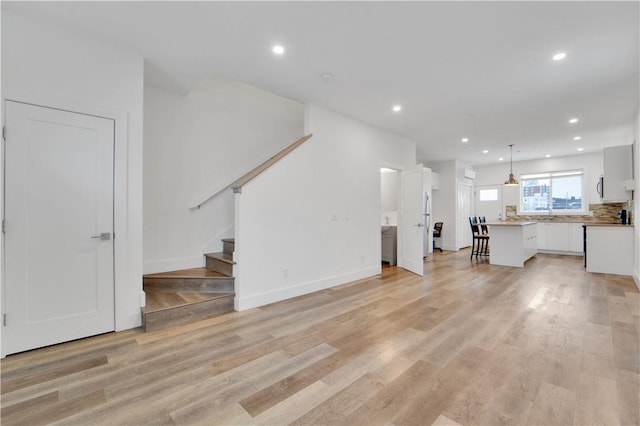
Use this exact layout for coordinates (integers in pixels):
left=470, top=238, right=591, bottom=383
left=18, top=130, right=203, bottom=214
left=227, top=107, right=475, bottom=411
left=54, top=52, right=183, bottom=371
left=487, top=222, right=537, bottom=267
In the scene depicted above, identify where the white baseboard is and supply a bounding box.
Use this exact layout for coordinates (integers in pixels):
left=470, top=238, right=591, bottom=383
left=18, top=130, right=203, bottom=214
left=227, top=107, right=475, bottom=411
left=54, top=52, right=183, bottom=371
left=634, top=270, right=640, bottom=291
left=115, top=310, right=142, bottom=331
left=236, top=266, right=379, bottom=311
left=143, top=256, right=203, bottom=275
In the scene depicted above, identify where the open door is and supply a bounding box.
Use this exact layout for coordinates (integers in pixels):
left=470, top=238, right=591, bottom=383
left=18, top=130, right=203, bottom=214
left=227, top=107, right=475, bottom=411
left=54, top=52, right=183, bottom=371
left=398, top=164, right=424, bottom=276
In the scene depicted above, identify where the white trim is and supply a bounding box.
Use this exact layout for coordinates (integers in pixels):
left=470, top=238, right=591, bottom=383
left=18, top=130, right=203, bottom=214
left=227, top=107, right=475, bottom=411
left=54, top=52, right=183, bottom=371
left=519, top=168, right=587, bottom=215
left=236, top=266, right=379, bottom=311
left=1, top=92, right=141, bottom=356
left=634, top=271, right=640, bottom=292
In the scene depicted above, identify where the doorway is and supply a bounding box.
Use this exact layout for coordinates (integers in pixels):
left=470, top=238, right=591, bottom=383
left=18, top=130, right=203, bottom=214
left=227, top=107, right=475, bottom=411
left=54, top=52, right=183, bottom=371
left=475, top=184, right=503, bottom=222
left=380, top=167, right=399, bottom=266
left=3, top=101, right=116, bottom=355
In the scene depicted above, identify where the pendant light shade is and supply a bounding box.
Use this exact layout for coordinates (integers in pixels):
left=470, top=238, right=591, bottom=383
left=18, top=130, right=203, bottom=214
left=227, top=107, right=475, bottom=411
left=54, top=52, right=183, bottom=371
left=504, top=144, right=519, bottom=186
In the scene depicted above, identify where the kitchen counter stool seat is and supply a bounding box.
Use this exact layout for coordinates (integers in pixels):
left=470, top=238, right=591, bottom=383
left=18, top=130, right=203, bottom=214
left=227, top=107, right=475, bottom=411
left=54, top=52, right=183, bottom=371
left=469, top=217, right=490, bottom=259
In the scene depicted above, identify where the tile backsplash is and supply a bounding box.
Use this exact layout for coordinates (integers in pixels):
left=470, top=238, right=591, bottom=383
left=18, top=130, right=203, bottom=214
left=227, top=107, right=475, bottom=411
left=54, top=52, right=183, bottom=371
left=504, top=202, right=627, bottom=223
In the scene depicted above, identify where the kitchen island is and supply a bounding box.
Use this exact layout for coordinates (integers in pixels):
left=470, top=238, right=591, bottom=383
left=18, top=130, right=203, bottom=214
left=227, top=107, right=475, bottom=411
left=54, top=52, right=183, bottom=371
left=486, top=221, right=537, bottom=267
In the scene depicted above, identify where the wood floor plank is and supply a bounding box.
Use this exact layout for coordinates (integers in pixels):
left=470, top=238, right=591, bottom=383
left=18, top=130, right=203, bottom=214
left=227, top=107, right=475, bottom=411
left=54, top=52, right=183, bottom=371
left=573, top=372, right=620, bottom=425
left=1, top=250, right=637, bottom=425
left=615, top=368, right=640, bottom=425
left=1, top=355, right=108, bottom=394
left=525, top=381, right=576, bottom=425
left=611, top=320, right=640, bottom=374
left=289, top=373, right=384, bottom=425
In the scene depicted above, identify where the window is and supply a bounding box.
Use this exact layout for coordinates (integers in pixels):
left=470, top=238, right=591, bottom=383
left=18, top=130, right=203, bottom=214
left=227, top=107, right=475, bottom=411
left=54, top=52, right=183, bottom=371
left=520, top=170, right=584, bottom=213
left=479, top=188, right=498, bottom=201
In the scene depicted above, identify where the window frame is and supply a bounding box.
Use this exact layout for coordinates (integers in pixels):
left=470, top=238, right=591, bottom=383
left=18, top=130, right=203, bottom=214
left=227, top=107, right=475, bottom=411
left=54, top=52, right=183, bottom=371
left=519, top=169, right=586, bottom=215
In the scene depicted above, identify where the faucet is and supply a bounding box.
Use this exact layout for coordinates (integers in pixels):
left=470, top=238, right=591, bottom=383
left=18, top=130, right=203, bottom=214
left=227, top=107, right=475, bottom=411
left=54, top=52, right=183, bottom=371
left=548, top=209, right=553, bottom=221
left=385, top=216, right=389, bottom=225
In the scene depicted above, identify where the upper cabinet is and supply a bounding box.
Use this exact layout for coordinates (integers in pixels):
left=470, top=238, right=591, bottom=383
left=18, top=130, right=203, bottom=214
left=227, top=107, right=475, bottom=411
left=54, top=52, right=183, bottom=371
left=431, top=172, right=440, bottom=190
left=600, top=145, right=633, bottom=202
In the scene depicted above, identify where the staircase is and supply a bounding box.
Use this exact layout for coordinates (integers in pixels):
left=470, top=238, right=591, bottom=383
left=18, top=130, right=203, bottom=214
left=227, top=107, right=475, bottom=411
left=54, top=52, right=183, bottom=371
left=142, top=238, right=236, bottom=331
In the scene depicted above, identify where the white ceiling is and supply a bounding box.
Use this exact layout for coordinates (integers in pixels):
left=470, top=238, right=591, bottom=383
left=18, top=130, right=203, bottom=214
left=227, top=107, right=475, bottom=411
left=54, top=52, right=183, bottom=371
left=3, top=1, right=639, bottom=165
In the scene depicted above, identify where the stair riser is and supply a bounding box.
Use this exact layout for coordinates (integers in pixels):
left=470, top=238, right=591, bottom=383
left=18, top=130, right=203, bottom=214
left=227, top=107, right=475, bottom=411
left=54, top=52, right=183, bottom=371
left=143, top=295, right=234, bottom=331
left=143, top=277, right=234, bottom=294
left=223, top=240, right=235, bottom=255
left=206, top=257, right=233, bottom=276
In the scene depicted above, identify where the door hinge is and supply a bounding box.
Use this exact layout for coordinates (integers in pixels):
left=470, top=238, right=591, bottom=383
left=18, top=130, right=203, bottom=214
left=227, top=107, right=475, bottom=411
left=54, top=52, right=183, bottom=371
left=2, top=219, right=5, bottom=234
left=3, top=314, right=6, bottom=327
left=2, top=126, right=5, bottom=141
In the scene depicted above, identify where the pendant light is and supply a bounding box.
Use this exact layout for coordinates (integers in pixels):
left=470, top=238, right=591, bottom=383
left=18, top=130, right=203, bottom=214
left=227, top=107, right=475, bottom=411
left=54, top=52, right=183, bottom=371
left=504, top=144, right=519, bottom=186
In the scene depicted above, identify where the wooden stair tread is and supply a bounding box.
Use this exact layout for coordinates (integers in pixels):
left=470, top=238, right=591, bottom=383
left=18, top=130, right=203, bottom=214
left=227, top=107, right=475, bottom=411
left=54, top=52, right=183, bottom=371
left=143, top=267, right=229, bottom=279
left=204, top=252, right=235, bottom=264
left=144, top=291, right=234, bottom=313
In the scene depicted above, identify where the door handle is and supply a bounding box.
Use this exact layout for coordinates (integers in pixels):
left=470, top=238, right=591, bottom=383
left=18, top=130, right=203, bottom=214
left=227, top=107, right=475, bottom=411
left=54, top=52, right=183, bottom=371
left=414, top=223, right=424, bottom=227
left=91, top=232, right=111, bottom=240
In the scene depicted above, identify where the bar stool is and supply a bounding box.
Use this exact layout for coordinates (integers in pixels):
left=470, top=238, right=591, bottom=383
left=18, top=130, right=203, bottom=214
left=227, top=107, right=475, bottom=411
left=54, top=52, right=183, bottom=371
left=479, top=216, right=490, bottom=255
left=469, top=217, right=489, bottom=260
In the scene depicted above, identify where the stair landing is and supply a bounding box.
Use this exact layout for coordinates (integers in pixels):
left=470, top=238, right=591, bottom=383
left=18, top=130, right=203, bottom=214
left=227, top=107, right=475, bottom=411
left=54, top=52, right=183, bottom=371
left=144, top=267, right=228, bottom=278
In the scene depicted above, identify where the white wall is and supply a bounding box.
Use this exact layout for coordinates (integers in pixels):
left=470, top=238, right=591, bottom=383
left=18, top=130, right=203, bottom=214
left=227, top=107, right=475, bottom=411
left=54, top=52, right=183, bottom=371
left=474, top=152, right=604, bottom=215
left=1, top=10, right=145, bottom=341
left=234, top=104, right=416, bottom=310
left=143, top=78, right=304, bottom=273
left=380, top=170, right=399, bottom=225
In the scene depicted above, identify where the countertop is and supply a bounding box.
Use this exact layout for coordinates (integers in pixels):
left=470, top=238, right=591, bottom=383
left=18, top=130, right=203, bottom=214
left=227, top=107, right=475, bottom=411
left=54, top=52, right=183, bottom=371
left=583, top=223, right=634, bottom=228
left=486, top=221, right=537, bottom=226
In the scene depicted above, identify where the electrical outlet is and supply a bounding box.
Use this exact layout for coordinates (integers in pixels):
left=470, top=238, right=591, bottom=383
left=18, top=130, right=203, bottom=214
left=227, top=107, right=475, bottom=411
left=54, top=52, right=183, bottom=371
left=331, top=214, right=338, bottom=221
left=360, top=254, right=365, bottom=263
left=283, top=269, right=289, bottom=278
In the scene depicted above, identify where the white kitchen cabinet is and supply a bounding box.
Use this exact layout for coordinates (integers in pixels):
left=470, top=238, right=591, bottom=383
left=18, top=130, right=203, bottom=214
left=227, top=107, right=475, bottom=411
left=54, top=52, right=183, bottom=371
left=602, top=145, right=633, bottom=202
left=488, top=222, right=537, bottom=267
left=586, top=225, right=633, bottom=275
left=537, top=222, right=582, bottom=254
left=523, top=222, right=538, bottom=260
left=381, top=226, right=397, bottom=265
left=536, top=223, right=548, bottom=249
left=431, top=172, right=440, bottom=190
left=547, top=223, right=569, bottom=251
left=568, top=223, right=584, bottom=253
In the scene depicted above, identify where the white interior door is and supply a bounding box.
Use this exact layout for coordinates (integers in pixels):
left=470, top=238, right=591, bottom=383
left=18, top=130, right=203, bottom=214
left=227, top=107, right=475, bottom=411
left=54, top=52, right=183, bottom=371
left=4, top=101, right=115, bottom=355
left=475, top=184, right=503, bottom=222
left=399, top=164, right=424, bottom=276
left=457, top=182, right=473, bottom=249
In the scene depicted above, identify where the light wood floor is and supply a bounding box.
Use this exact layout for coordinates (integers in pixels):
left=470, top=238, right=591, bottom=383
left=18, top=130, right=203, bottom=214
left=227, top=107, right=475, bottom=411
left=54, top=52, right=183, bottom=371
left=2, top=250, right=639, bottom=425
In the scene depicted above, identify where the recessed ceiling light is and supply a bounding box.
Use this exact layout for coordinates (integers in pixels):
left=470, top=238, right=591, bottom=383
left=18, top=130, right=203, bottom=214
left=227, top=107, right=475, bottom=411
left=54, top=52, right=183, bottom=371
left=482, top=150, right=489, bottom=154
left=498, top=157, right=504, bottom=161
left=461, top=138, right=469, bottom=143
left=392, top=105, right=402, bottom=112
left=568, top=118, right=579, bottom=124
left=573, top=136, right=582, bottom=141
left=577, top=147, right=584, bottom=152
left=272, top=45, right=285, bottom=55
left=545, top=154, right=551, bottom=158
left=552, top=52, right=566, bottom=61
left=321, top=73, right=334, bottom=82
